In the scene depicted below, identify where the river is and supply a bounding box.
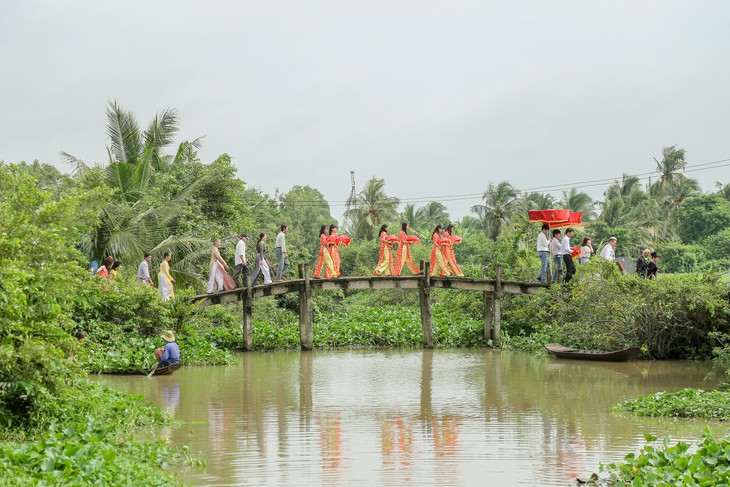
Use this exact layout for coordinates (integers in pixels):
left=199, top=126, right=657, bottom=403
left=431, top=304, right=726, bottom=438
left=98, top=349, right=725, bottom=486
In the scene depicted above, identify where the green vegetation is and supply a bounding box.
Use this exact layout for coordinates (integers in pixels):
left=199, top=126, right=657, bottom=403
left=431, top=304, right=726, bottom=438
left=589, top=431, right=730, bottom=486
left=3, top=103, right=730, bottom=482
left=614, top=389, right=730, bottom=420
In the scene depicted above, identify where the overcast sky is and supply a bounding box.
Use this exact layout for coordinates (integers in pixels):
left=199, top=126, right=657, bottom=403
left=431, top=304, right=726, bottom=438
left=2, top=1, right=729, bottom=219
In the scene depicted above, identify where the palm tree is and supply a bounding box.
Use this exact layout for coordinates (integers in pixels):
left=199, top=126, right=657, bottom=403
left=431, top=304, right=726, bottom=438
left=63, top=102, right=211, bottom=280
left=655, top=145, right=687, bottom=183
left=344, top=177, right=400, bottom=240
left=559, top=188, right=596, bottom=220
left=470, top=181, right=519, bottom=240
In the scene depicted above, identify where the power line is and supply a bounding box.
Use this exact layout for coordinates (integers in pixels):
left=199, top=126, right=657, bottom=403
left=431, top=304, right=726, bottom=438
left=255, top=157, right=730, bottom=208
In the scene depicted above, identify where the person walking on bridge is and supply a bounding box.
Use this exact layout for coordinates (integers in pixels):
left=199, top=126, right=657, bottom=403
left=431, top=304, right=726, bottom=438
left=207, top=239, right=229, bottom=293
left=372, top=224, right=398, bottom=276
left=233, top=233, right=249, bottom=287
left=430, top=225, right=451, bottom=276
left=274, top=225, right=290, bottom=281
left=394, top=222, right=421, bottom=276
left=249, top=233, right=273, bottom=285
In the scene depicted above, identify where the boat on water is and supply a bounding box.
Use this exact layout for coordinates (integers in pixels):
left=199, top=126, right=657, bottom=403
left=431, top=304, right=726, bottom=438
left=545, top=343, right=640, bottom=362
left=150, top=363, right=182, bottom=376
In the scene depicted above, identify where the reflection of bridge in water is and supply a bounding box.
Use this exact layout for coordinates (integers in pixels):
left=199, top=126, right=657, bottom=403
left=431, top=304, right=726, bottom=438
left=193, top=262, right=547, bottom=351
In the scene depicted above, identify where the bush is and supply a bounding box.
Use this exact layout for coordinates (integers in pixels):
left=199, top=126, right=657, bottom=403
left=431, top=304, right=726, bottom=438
left=502, top=260, right=730, bottom=359
left=655, top=241, right=705, bottom=274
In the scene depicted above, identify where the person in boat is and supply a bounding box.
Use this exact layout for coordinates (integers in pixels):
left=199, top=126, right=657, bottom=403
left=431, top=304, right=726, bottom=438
left=154, top=330, right=180, bottom=367
left=429, top=225, right=451, bottom=276
left=394, top=222, right=421, bottom=276
left=442, top=224, right=464, bottom=277
left=372, top=224, right=398, bottom=276
left=536, top=224, right=550, bottom=283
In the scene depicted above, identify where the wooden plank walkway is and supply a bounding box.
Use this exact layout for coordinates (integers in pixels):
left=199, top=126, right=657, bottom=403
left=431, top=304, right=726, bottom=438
left=191, top=263, right=548, bottom=352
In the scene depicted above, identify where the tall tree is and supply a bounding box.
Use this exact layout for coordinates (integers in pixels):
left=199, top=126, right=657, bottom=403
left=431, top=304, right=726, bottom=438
left=470, top=181, right=519, bottom=241
left=279, top=185, right=334, bottom=250
left=559, top=188, right=596, bottom=220
left=63, top=102, right=212, bottom=281
left=343, top=177, right=400, bottom=240
left=655, top=145, right=687, bottom=183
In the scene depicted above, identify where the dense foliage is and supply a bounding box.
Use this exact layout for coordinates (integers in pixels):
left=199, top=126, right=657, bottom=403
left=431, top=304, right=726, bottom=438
left=589, top=431, right=730, bottom=486
left=613, top=389, right=730, bottom=420
left=503, top=260, right=730, bottom=358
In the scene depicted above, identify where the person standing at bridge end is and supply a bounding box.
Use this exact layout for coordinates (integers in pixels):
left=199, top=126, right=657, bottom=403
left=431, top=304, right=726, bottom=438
left=536, top=224, right=550, bottom=283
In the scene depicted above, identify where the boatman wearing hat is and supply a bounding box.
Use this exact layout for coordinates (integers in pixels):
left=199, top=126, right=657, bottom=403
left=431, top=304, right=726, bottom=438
left=154, top=330, right=180, bottom=366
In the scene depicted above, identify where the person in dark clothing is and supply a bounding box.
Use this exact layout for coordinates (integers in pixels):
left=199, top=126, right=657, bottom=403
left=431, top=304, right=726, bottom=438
left=646, top=252, right=660, bottom=280
left=636, top=249, right=650, bottom=278
left=154, top=330, right=180, bottom=366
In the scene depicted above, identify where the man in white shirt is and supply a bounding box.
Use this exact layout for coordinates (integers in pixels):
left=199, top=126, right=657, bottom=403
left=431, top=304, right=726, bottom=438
left=233, top=233, right=249, bottom=288
left=274, top=225, right=290, bottom=281
left=536, top=224, right=550, bottom=283
left=599, top=237, right=617, bottom=261
left=136, top=253, right=154, bottom=285
left=560, top=228, right=576, bottom=283
left=550, top=229, right=562, bottom=284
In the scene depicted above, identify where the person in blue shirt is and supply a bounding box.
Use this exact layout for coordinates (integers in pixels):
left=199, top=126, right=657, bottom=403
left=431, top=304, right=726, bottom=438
left=154, top=330, right=180, bottom=366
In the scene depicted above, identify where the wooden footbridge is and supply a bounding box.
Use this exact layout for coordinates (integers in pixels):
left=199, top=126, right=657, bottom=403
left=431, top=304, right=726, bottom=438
left=193, top=262, right=548, bottom=351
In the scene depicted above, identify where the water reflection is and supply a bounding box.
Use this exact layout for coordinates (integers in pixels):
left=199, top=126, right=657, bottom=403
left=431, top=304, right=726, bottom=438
left=98, top=350, right=728, bottom=486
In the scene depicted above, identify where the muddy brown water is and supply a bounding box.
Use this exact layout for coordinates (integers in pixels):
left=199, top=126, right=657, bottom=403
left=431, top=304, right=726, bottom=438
left=98, top=350, right=727, bottom=486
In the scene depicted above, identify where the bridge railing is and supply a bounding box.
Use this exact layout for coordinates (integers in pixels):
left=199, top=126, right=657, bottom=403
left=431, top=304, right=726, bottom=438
left=193, top=261, right=549, bottom=351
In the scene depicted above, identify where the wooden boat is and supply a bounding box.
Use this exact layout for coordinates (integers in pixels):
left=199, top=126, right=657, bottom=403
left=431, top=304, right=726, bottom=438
left=150, top=363, right=182, bottom=376
left=545, top=343, right=640, bottom=362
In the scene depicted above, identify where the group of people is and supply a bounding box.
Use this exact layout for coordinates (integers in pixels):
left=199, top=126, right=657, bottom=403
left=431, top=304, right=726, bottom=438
left=536, top=225, right=660, bottom=284
left=206, top=225, right=293, bottom=293
left=312, top=224, right=351, bottom=278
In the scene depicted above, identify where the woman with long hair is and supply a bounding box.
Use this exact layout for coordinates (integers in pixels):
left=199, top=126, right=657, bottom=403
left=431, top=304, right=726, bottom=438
left=313, top=225, right=337, bottom=278
left=249, top=233, right=273, bottom=285
left=443, top=224, right=464, bottom=277
left=159, top=252, right=175, bottom=301
left=327, top=224, right=350, bottom=277
left=372, top=224, right=398, bottom=276
left=429, top=225, right=451, bottom=276
left=394, top=222, right=421, bottom=276
left=580, top=237, right=593, bottom=265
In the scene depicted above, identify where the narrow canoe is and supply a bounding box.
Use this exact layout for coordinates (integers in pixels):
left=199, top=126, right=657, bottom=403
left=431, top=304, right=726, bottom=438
left=545, top=343, right=640, bottom=362
left=151, top=363, right=182, bottom=376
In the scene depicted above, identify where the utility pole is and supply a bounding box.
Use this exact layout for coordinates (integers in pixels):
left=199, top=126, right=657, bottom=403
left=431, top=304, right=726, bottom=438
left=344, top=171, right=356, bottom=231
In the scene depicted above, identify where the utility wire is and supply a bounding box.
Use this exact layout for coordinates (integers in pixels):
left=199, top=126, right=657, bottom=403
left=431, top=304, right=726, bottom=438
left=251, top=157, right=730, bottom=208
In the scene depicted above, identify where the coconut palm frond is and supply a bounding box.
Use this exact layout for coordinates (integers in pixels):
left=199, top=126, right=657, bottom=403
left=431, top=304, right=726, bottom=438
left=106, top=100, right=142, bottom=164
left=59, top=151, right=91, bottom=176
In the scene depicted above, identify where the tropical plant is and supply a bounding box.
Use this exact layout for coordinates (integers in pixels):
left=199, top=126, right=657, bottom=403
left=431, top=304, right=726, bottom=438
left=470, top=181, right=519, bottom=240
left=400, top=201, right=450, bottom=238
left=654, top=144, right=687, bottom=183
left=343, top=177, right=400, bottom=240
left=559, top=188, right=596, bottom=220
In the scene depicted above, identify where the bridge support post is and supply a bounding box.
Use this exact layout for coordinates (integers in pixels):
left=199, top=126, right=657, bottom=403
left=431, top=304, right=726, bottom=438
left=493, top=264, right=502, bottom=347
left=483, top=266, right=492, bottom=344
left=242, top=269, right=254, bottom=351
left=418, top=261, right=434, bottom=349
left=298, top=264, right=313, bottom=351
